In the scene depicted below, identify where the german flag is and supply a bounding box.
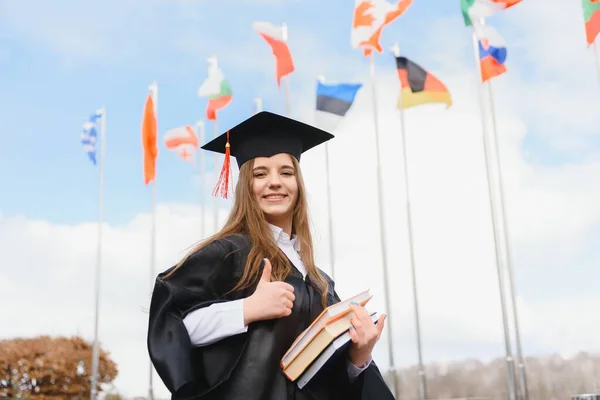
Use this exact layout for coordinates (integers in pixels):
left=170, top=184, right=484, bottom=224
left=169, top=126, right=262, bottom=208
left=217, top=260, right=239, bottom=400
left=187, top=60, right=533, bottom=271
left=395, top=56, right=452, bottom=109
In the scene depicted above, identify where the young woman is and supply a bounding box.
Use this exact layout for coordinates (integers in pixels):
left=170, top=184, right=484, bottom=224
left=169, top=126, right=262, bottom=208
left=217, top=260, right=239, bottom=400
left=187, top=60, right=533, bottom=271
left=147, top=111, right=394, bottom=399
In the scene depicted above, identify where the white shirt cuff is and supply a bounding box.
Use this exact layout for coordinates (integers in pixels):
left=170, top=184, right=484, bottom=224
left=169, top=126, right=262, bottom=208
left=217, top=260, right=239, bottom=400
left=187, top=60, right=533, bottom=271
left=183, top=298, right=249, bottom=347
left=347, top=356, right=373, bottom=381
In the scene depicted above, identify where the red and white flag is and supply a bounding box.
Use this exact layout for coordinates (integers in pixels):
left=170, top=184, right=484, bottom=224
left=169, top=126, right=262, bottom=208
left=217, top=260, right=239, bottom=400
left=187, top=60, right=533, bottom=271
left=253, top=21, right=295, bottom=86
left=163, top=125, right=198, bottom=163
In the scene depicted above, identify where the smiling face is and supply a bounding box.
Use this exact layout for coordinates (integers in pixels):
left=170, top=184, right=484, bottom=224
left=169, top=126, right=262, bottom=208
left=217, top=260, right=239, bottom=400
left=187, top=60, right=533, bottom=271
left=251, top=153, right=298, bottom=232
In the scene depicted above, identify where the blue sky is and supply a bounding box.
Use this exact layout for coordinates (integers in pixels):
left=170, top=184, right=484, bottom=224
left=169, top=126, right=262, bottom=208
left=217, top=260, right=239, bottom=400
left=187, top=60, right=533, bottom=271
left=3, top=0, right=600, bottom=305
left=3, top=1, right=600, bottom=396
left=1, top=0, right=583, bottom=225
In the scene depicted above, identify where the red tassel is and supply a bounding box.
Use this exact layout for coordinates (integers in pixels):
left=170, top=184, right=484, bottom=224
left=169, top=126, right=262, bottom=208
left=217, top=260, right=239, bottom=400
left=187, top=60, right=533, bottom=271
left=212, top=130, right=234, bottom=199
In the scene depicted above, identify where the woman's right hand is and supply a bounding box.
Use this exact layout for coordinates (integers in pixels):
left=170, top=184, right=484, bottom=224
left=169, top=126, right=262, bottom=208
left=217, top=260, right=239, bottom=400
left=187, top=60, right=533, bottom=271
left=243, top=258, right=295, bottom=325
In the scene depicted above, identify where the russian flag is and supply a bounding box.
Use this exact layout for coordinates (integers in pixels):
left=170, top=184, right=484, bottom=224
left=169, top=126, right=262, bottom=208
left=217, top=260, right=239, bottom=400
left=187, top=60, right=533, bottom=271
left=476, top=23, right=507, bottom=82
left=316, top=81, right=363, bottom=117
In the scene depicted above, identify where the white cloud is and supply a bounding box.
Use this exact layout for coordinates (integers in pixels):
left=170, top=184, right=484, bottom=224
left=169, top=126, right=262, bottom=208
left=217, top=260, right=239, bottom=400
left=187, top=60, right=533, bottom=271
left=2, top=0, right=600, bottom=398
left=3, top=62, right=600, bottom=396
left=298, top=64, right=600, bottom=367
left=491, top=0, right=600, bottom=153
left=0, top=204, right=215, bottom=399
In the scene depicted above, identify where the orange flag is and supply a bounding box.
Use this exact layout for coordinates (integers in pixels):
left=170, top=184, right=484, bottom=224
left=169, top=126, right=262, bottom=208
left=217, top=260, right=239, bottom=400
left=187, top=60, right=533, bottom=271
left=141, top=93, right=158, bottom=184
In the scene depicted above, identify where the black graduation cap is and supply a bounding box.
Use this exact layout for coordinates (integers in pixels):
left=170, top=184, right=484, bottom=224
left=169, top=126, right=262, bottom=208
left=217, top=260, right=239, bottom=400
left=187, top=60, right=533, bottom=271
left=202, top=111, right=334, bottom=168
left=201, top=111, right=334, bottom=198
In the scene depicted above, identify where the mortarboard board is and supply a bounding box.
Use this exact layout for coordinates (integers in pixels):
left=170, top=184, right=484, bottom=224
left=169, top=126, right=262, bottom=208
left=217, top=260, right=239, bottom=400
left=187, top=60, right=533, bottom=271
left=201, top=111, right=334, bottom=198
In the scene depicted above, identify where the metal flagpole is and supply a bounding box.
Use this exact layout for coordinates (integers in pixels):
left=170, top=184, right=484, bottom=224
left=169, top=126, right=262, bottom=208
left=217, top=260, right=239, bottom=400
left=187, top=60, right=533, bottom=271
left=593, top=42, right=600, bottom=84
left=323, top=141, right=336, bottom=280
left=471, top=23, right=517, bottom=400
left=285, top=79, right=291, bottom=116
left=316, top=76, right=337, bottom=280
left=254, top=97, right=263, bottom=114
left=487, top=80, right=529, bottom=400
left=213, top=121, right=219, bottom=234
left=196, top=120, right=206, bottom=240
left=148, top=81, right=158, bottom=400
left=391, top=43, right=427, bottom=400
left=90, top=107, right=106, bottom=400
left=281, top=22, right=291, bottom=116
left=149, top=180, right=157, bottom=400
left=207, top=56, right=221, bottom=235
left=368, top=52, right=398, bottom=398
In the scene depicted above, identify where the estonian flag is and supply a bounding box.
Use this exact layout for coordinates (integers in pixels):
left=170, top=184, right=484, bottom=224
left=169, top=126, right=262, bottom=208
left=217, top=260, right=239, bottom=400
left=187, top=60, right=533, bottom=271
left=315, top=80, right=363, bottom=132
left=316, top=81, right=363, bottom=117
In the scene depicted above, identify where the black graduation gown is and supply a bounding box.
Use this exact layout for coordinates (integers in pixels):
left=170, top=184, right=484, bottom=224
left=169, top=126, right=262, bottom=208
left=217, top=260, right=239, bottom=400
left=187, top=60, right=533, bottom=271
left=147, top=234, right=394, bottom=400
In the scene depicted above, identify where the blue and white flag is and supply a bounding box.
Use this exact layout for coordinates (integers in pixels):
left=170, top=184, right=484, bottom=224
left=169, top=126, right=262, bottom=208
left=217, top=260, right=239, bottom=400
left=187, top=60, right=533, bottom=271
left=81, top=110, right=103, bottom=165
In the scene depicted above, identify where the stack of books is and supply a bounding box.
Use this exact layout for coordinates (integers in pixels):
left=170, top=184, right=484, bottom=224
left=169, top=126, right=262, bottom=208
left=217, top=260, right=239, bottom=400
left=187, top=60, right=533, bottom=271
left=280, top=289, right=378, bottom=389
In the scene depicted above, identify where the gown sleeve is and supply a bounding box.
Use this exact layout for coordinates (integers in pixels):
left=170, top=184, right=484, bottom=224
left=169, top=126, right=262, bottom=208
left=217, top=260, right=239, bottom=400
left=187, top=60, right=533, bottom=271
left=146, top=235, right=254, bottom=398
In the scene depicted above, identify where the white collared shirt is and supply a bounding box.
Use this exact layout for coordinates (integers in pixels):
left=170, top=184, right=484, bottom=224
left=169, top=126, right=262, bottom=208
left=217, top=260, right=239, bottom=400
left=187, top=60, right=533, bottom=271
left=267, top=223, right=306, bottom=278
left=182, top=224, right=371, bottom=378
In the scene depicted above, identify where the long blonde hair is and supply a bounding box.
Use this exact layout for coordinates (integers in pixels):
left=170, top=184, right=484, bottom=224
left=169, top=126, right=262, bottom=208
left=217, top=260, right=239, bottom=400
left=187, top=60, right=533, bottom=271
left=167, top=155, right=329, bottom=306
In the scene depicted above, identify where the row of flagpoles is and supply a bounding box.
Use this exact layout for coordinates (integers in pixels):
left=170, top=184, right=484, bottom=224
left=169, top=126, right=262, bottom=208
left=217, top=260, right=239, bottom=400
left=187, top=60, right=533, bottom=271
left=79, top=0, right=600, bottom=399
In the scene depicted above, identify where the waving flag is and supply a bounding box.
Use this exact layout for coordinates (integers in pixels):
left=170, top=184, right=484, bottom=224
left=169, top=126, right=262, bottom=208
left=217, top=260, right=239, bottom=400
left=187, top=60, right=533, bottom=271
left=198, top=57, right=233, bottom=120
left=583, top=0, right=600, bottom=45
left=461, top=0, right=522, bottom=26
left=316, top=81, right=363, bottom=116
left=253, top=22, right=295, bottom=86
left=164, top=125, right=198, bottom=163
left=141, top=92, right=158, bottom=184
left=475, top=23, right=507, bottom=82
left=315, top=80, right=363, bottom=131
left=395, top=56, right=452, bottom=109
left=351, top=0, right=413, bottom=56
left=81, top=110, right=103, bottom=165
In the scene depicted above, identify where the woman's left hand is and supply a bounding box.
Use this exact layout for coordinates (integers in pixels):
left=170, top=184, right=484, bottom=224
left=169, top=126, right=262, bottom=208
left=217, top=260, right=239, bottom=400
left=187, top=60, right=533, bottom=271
left=347, top=303, right=386, bottom=367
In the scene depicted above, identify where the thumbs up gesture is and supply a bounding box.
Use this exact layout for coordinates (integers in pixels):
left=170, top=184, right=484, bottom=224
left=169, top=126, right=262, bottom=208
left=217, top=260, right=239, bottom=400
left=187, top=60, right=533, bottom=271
left=243, top=259, right=296, bottom=325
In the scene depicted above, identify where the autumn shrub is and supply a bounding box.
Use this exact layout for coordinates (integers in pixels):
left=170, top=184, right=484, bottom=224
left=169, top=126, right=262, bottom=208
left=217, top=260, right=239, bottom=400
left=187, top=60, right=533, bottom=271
left=0, top=335, right=117, bottom=399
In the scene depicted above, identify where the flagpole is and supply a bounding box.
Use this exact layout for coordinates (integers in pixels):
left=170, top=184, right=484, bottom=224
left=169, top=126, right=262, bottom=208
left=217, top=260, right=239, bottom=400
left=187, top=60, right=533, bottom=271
left=196, top=120, right=206, bottom=240
left=318, top=75, right=337, bottom=280
left=148, top=82, right=158, bottom=400
left=254, top=97, right=263, bottom=114
left=282, top=22, right=291, bottom=116
left=90, top=107, right=106, bottom=400
left=323, top=142, right=336, bottom=279
left=471, top=24, right=517, bottom=400
left=213, top=121, right=219, bottom=234
left=391, top=43, right=426, bottom=400
left=202, top=55, right=222, bottom=236
left=368, top=52, right=398, bottom=398
left=285, top=79, right=291, bottom=116
left=487, top=80, right=529, bottom=400
left=594, top=41, right=600, bottom=85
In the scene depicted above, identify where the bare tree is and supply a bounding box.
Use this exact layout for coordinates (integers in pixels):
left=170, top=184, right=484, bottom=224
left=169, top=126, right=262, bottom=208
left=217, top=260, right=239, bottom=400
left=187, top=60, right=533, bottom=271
left=394, top=352, right=600, bottom=400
